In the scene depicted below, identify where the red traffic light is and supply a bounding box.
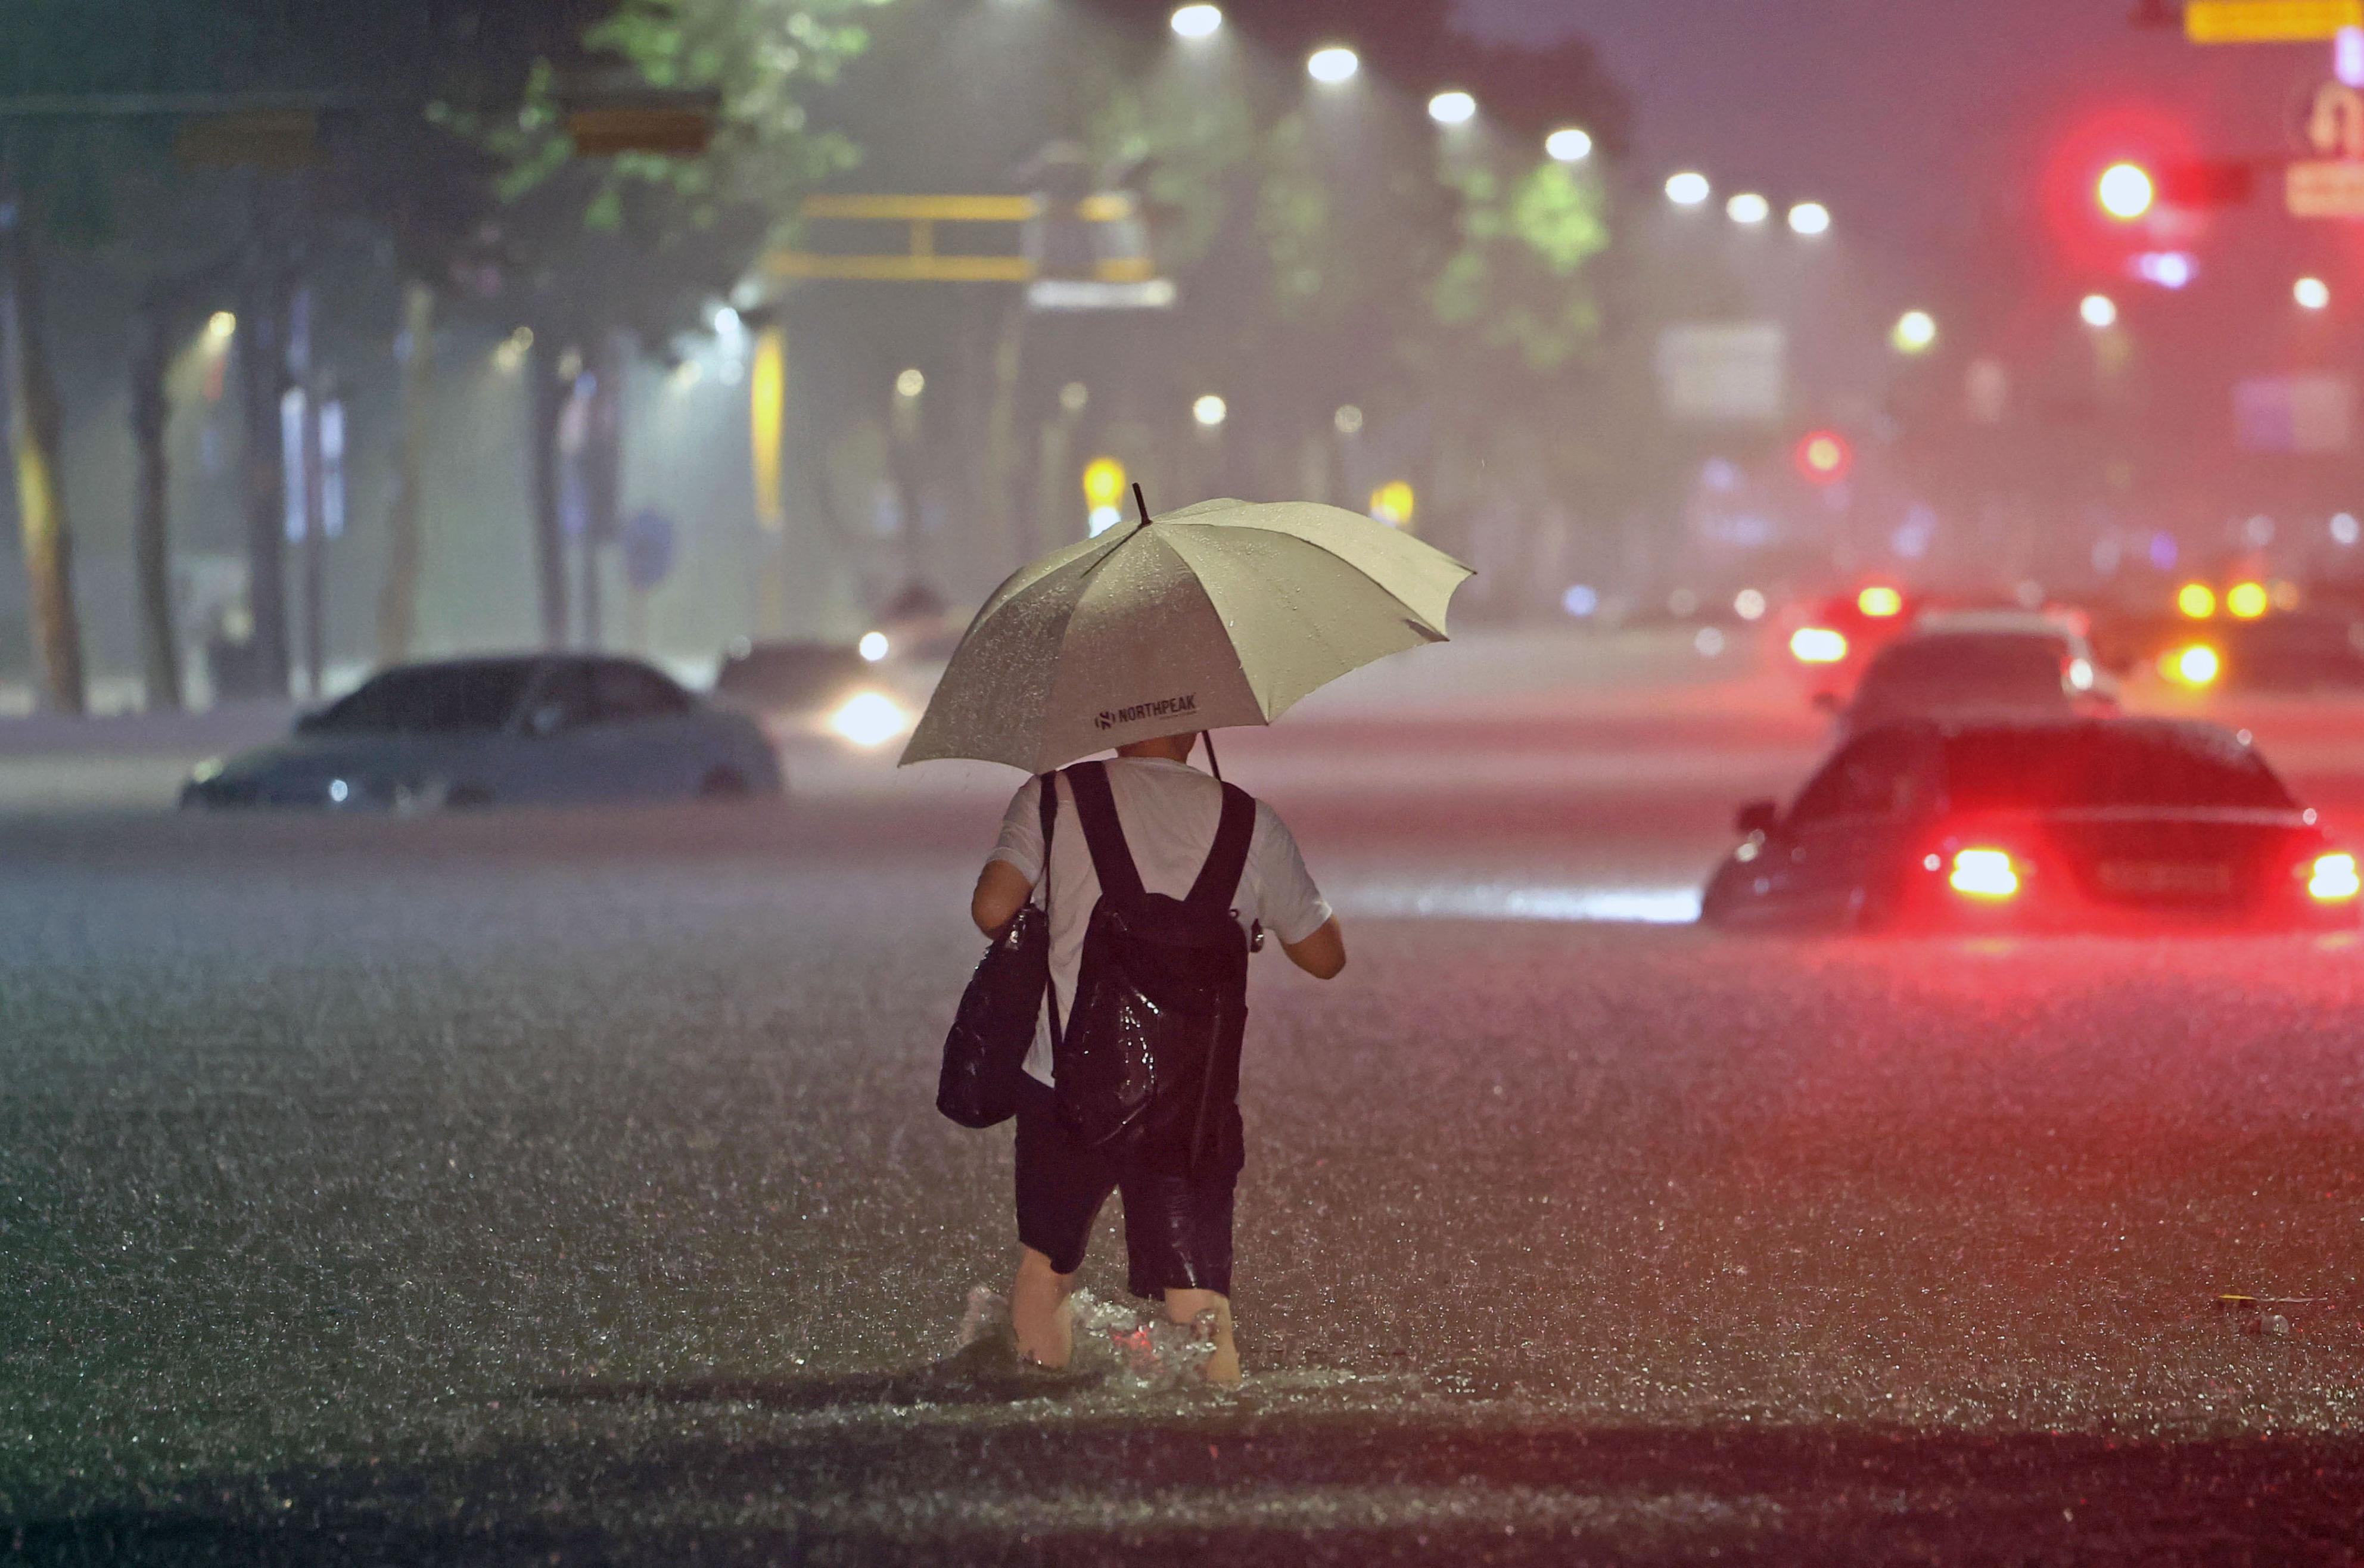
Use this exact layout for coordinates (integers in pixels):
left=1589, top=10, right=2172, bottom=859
left=1795, top=430, right=1853, bottom=484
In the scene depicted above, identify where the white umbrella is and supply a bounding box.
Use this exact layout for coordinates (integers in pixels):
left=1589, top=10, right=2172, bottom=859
left=901, top=494, right=1472, bottom=774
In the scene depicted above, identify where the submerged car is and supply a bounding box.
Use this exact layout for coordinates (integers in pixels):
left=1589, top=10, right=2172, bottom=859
left=1703, top=717, right=2357, bottom=932
left=710, top=639, right=917, bottom=749
left=181, top=654, right=782, bottom=810
left=1837, top=615, right=2116, bottom=738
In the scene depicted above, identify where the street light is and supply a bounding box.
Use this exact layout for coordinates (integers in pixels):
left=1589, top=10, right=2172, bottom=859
left=1665, top=170, right=1711, bottom=207
left=2097, top=162, right=2155, bottom=221
left=1169, top=4, right=1221, bottom=38
left=1787, top=201, right=1831, bottom=236
left=206, top=310, right=237, bottom=340
left=1892, top=310, right=1937, bottom=354
left=1193, top=393, right=1228, bottom=427
left=1544, top=127, right=1592, bottom=162
left=1307, top=45, right=1358, bottom=83
left=2297, top=275, right=2332, bottom=310
left=1334, top=404, right=1364, bottom=435
left=1726, top=192, right=1769, bottom=225
left=2080, top=293, right=2119, bottom=328
left=1427, top=90, right=1476, bottom=125
left=895, top=367, right=925, bottom=399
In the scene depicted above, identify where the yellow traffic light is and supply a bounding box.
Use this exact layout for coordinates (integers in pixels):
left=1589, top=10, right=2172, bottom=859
left=1370, top=480, right=1416, bottom=528
left=1083, top=457, right=1127, bottom=509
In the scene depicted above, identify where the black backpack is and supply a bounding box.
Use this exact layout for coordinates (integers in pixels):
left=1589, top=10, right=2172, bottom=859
left=1053, top=760, right=1256, bottom=1173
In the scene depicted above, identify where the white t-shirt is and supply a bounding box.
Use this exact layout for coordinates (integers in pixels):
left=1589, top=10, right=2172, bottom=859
left=989, top=757, right=1333, bottom=1087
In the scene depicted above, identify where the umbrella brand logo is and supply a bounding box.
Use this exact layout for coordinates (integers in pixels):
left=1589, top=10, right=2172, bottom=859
left=1096, top=693, right=1198, bottom=730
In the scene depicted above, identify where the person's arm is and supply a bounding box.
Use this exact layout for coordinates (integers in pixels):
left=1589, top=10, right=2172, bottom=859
left=1280, top=915, right=1346, bottom=979
left=972, top=859, right=1034, bottom=937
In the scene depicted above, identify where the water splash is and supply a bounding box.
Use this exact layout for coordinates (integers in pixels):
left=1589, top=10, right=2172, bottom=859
left=957, top=1284, right=1215, bottom=1392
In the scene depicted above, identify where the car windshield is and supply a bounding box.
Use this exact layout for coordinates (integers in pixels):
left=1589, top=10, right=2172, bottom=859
left=307, top=663, right=537, bottom=736
left=1860, top=634, right=2066, bottom=701
left=1942, top=725, right=2295, bottom=811
left=714, top=645, right=872, bottom=707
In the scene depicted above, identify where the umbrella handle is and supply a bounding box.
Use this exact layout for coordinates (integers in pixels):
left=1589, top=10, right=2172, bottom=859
left=1200, top=730, right=1221, bottom=780
left=1133, top=482, right=1153, bottom=526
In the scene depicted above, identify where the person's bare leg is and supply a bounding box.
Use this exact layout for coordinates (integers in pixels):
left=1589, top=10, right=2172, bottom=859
left=1165, top=1288, right=1239, bottom=1385
left=1010, top=1247, right=1077, bottom=1368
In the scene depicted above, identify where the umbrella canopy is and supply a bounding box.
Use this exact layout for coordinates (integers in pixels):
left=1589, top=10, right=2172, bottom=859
left=901, top=497, right=1472, bottom=773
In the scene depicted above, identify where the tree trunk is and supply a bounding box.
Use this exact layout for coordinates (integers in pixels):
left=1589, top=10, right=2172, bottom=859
left=1, top=199, right=86, bottom=714
left=981, top=297, right=1027, bottom=574
left=129, top=288, right=182, bottom=710
left=374, top=280, right=435, bottom=667
left=235, top=246, right=292, bottom=698
left=527, top=335, right=567, bottom=649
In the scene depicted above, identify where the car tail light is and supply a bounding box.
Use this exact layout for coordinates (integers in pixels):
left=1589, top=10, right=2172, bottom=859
left=1790, top=626, right=1848, bottom=664
left=2309, top=853, right=2360, bottom=901
left=2160, top=643, right=2220, bottom=687
left=1949, top=847, right=2020, bottom=900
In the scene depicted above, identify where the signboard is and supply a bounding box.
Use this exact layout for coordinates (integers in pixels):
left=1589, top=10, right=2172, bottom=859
left=2188, top=0, right=2363, bottom=42
left=2288, top=157, right=2364, bottom=213
left=2235, top=374, right=2354, bottom=453
left=2287, top=81, right=2364, bottom=214
left=1654, top=323, right=1785, bottom=424
left=620, top=508, right=677, bottom=591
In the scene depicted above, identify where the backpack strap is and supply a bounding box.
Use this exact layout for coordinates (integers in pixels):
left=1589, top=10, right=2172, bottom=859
left=1037, top=771, right=1063, bottom=1057
left=1032, top=770, right=1056, bottom=901
left=1064, top=760, right=1148, bottom=906
left=1184, top=783, right=1257, bottom=914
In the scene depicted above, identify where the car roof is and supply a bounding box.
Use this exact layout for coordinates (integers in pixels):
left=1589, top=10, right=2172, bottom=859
left=1909, top=609, right=2078, bottom=639
left=1855, top=714, right=2239, bottom=746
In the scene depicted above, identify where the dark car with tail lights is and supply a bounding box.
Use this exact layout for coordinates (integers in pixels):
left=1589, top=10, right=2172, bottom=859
left=1703, top=717, right=2357, bottom=932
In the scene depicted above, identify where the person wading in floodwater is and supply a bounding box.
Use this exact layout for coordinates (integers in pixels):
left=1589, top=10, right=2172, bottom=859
left=969, top=731, right=1345, bottom=1385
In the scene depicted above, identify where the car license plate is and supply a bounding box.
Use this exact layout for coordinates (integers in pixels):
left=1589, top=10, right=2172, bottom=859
left=2097, top=861, right=2233, bottom=896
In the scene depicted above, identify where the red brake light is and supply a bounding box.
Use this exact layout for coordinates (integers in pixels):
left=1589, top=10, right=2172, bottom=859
left=1790, top=627, right=1848, bottom=664
left=2310, top=853, right=2360, bottom=901
left=1949, top=847, right=2020, bottom=900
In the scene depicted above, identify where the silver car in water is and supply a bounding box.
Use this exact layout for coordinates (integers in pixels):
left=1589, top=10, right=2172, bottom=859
left=180, top=655, right=783, bottom=810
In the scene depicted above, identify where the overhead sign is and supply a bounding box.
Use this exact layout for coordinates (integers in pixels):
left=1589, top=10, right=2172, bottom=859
left=2188, top=0, right=2363, bottom=42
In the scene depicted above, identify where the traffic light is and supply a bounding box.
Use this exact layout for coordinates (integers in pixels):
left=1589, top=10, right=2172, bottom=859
left=1794, top=430, right=1852, bottom=484
left=2098, top=162, right=2154, bottom=220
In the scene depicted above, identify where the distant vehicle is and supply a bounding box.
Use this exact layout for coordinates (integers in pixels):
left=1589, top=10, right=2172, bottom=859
left=1782, top=583, right=1918, bottom=706
left=1703, top=717, right=2357, bottom=931
left=1838, top=614, right=2115, bottom=736
left=710, top=638, right=917, bottom=749
left=180, top=655, right=782, bottom=810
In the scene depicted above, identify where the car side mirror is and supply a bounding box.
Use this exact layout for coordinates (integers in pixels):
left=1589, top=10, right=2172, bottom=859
left=1810, top=690, right=1843, bottom=714
left=1735, top=799, right=1780, bottom=836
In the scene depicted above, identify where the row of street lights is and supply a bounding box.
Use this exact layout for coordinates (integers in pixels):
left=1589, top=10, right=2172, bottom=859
left=1166, top=5, right=1596, bottom=165
left=1662, top=168, right=1832, bottom=236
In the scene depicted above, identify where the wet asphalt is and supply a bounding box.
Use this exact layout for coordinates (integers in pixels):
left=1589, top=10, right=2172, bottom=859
left=8, top=654, right=2364, bottom=1564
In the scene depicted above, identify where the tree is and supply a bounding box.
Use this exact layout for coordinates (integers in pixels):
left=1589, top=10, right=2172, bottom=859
left=446, top=0, right=888, bottom=645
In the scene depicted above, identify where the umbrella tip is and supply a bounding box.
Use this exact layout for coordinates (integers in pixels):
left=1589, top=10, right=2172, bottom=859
left=1133, top=482, right=1153, bottom=526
